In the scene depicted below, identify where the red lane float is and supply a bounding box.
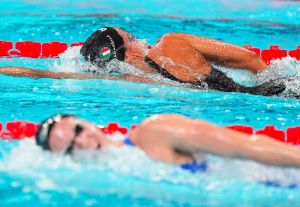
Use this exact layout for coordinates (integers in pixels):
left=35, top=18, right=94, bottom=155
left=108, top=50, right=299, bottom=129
left=0, top=41, right=13, bottom=57
left=261, top=46, right=288, bottom=64
left=15, top=41, right=41, bottom=58
left=226, top=125, right=253, bottom=134
left=3, top=121, right=39, bottom=139
left=100, top=122, right=128, bottom=135
left=242, top=45, right=260, bottom=56
left=287, top=127, right=300, bottom=145
left=256, top=126, right=285, bottom=142
left=42, top=42, right=68, bottom=58
left=0, top=41, right=83, bottom=58
left=70, top=42, right=84, bottom=47
left=0, top=41, right=299, bottom=64
left=289, top=46, right=300, bottom=60
left=0, top=121, right=299, bottom=146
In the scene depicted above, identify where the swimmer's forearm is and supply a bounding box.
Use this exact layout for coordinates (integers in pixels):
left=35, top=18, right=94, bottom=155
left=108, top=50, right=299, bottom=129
left=0, top=66, right=115, bottom=79
left=221, top=51, right=267, bottom=73
left=186, top=125, right=300, bottom=168
left=210, top=45, right=267, bottom=73
left=188, top=36, right=267, bottom=73
left=0, top=66, right=79, bottom=79
left=0, top=66, right=155, bottom=83
left=241, top=134, right=300, bottom=168
left=131, top=114, right=300, bottom=167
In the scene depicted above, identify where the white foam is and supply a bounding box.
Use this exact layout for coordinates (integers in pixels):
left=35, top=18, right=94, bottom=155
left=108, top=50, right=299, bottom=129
left=50, top=48, right=300, bottom=98
left=1, top=138, right=300, bottom=190
left=257, top=57, right=300, bottom=82
left=51, top=46, right=96, bottom=73
left=257, top=57, right=300, bottom=98
left=49, top=47, right=191, bottom=87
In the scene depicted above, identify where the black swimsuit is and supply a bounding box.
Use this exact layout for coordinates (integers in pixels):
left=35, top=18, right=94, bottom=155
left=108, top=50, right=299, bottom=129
left=144, top=57, right=286, bottom=96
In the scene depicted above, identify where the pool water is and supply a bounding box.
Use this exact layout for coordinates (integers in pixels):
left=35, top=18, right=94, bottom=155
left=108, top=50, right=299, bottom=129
left=0, top=0, right=300, bottom=206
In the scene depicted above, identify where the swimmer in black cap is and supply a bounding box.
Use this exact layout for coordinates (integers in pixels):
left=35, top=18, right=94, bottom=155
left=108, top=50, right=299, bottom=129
left=79, top=27, right=286, bottom=96
left=0, top=27, right=288, bottom=96
left=35, top=113, right=300, bottom=169
left=80, top=27, right=126, bottom=69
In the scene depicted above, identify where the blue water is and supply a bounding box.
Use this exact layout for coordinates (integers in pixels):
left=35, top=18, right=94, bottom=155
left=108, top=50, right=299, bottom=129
left=0, top=0, right=300, bottom=206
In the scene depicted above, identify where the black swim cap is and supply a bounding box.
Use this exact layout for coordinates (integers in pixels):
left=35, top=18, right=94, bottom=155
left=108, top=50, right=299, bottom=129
left=80, top=27, right=125, bottom=68
left=36, top=115, right=71, bottom=151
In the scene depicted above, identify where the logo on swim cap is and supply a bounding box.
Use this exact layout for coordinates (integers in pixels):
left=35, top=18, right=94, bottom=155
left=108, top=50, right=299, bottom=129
left=99, top=47, right=111, bottom=60
left=99, top=27, right=108, bottom=32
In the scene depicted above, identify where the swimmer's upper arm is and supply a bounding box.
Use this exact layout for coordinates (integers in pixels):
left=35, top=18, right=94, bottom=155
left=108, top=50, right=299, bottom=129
left=149, top=35, right=212, bottom=82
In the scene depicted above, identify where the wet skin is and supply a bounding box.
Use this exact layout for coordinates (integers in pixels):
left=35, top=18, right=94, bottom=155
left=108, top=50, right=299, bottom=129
left=45, top=115, right=300, bottom=168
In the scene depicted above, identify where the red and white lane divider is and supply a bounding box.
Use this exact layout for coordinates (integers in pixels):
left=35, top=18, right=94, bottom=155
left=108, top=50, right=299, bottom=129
left=0, top=41, right=84, bottom=58
left=243, top=45, right=300, bottom=64
left=0, top=120, right=299, bottom=145
left=0, top=40, right=300, bottom=64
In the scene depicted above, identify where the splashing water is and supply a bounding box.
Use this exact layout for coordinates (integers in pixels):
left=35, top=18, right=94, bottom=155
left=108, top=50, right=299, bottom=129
left=51, top=46, right=98, bottom=73
left=257, top=57, right=300, bottom=98
left=1, top=137, right=300, bottom=207
left=1, top=139, right=300, bottom=189
left=51, top=46, right=183, bottom=85
left=52, top=47, right=300, bottom=98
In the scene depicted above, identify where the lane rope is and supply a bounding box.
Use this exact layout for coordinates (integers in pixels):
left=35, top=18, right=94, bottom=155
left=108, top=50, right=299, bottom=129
left=0, top=41, right=300, bottom=64
left=1, top=42, right=299, bottom=144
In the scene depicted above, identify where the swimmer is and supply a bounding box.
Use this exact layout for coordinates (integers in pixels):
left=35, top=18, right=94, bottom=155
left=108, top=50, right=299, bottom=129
left=36, top=114, right=300, bottom=169
left=0, top=27, right=287, bottom=96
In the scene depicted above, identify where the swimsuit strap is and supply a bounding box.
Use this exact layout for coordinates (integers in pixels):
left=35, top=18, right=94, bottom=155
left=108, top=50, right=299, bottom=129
left=180, top=159, right=208, bottom=173
left=261, top=180, right=298, bottom=189
left=123, top=136, right=136, bottom=146
left=144, top=56, right=194, bottom=84
left=122, top=136, right=298, bottom=187
left=124, top=136, right=208, bottom=173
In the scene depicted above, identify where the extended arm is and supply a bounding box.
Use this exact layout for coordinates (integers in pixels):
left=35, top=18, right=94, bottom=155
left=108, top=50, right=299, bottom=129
left=0, top=66, right=156, bottom=84
left=131, top=114, right=300, bottom=168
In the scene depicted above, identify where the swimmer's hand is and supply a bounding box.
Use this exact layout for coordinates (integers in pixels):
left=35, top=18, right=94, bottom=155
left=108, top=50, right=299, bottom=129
left=246, top=80, right=286, bottom=96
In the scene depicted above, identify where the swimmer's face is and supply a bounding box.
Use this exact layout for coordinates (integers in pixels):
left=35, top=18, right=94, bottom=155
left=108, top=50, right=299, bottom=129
left=48, top=117, right=109, bottom=154
left=114, top=28, right=147, bottom=61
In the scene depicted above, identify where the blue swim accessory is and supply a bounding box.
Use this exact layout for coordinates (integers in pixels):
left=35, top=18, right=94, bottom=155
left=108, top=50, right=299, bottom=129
left=123, top=136, right=136, bottom=146
left=123, top=136, right=208, bottom=173
left=123, top=136, right=298, bottom=188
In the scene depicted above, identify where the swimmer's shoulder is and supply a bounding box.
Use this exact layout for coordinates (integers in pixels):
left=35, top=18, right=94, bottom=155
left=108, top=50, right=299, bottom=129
left=154, top=32, right=187, bottom=45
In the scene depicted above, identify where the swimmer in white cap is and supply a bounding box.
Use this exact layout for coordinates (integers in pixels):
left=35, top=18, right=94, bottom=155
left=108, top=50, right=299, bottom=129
left=36, top=113, right=300, bottom=170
